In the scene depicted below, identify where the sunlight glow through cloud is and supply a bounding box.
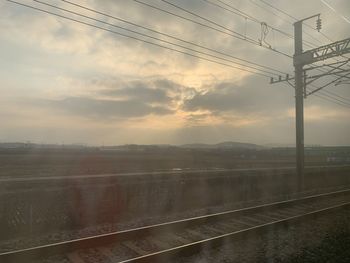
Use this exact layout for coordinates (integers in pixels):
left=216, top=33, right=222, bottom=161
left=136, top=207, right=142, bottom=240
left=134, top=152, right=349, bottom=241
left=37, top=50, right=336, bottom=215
left=1, top=0, right=349, bottom=145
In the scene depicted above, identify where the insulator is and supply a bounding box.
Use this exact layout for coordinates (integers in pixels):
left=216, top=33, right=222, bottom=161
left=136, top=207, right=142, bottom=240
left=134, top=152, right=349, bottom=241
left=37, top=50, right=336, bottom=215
left=316, top=18, right=322, bottom=32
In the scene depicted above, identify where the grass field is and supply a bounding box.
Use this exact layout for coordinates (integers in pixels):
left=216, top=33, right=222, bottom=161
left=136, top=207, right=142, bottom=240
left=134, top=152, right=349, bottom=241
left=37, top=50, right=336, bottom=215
left=1, top=146, right=348, bottom=178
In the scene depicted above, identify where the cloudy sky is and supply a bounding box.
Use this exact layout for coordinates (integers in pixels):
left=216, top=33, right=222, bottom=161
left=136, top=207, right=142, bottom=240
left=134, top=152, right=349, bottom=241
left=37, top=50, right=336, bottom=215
left=0, top=0, right=349, bottom=146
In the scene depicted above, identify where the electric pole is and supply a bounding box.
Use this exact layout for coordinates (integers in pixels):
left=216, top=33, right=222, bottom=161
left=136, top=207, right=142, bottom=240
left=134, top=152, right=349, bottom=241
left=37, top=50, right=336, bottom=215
left=293, top=14, right=321, bottom=192
left=271, top=14, right=350, bottom=194
left=294, top=20, right=304, bottom=192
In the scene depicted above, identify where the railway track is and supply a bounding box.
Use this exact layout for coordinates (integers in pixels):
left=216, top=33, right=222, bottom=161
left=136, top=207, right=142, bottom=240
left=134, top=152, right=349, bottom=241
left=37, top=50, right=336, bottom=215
left=1, top=188, right=350, bottom=263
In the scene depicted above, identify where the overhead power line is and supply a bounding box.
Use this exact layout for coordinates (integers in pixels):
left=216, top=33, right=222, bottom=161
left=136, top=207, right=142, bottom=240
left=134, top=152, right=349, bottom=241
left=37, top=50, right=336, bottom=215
left=313, top=93, right=350, bottom=108
left=254, top=0, right=350, bottom=96
left=258, top=0, right=297, bottom=21
left=250, top=0, right=326, bottom=47
left=282, top=83, right=350, bottom=109
left=133, top=0, right=292, bottom=58
left=33, top=0, right=278, bottom=76
left=257, top=0, right=336, bottom=44
left=310, top=84, right=350, bottom=106
left=160, top=0, right=293, bottom=57
left=203, top=0, right=318, bottom=49
left=7, top=0, right=274, bottom=78
left=34, top=0, right=283, bottom=76
left=132, top=0, right=256, bottom=44
left=161, top=0, right=257, bottom=44
left=161, top=0, right=347, bottom=107
left=320, top=0, right=350, bottom=25
left=322, top=89, right=350, bottom=103
left=313, top=92, right=350, bottom=108
left=9, top=0, right=349, bottom=109
left=252, top=0, right=295, bottom=24
left=204, top=0, right=259, bottom=22
left=214, top=0, right=342, bottom=55
left=164, top=2, right=350, bottom=107
left=206, top=0, right=349, bottom=84
left=306, top=83, right=350, bottom=108
left=60, top=0, right=287, bottom=75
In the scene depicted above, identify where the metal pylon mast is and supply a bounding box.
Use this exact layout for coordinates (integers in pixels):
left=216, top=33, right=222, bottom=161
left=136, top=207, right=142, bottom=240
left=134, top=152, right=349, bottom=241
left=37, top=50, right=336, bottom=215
left=270, top=14, right=350, bottom=192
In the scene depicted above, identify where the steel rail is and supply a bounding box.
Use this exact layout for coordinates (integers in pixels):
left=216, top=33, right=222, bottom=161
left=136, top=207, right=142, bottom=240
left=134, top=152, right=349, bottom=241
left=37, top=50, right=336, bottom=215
left=123, top=201, right=350, bottom=262
left=1, top=188, right=350, bottom=262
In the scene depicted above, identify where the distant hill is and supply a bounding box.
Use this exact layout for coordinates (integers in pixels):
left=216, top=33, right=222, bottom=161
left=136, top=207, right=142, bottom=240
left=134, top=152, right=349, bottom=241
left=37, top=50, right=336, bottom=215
left=181, top=141, right=265, bottom=150
left=264, top=143, right=323, bottom=148
left=101, top=144, right=175, bottom=151
left=179, top=143, right=213, bottom=149
left=216, top=141, right=265, bottom=149
left=0, top=142, right=87, bottom=149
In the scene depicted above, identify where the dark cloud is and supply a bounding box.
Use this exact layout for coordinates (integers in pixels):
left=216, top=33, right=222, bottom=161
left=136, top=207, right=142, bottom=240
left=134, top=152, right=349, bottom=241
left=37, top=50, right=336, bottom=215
left=22, top=77, right=185, bottom=121
left=100, top=82, right=171, bottom=103
left=182, top=76, right=294, bottom=115
left=99, top=78, right=183, bottom=104
left=38, top=97, right=174, bottom=119
left=153, top=78, right=182, bottom=92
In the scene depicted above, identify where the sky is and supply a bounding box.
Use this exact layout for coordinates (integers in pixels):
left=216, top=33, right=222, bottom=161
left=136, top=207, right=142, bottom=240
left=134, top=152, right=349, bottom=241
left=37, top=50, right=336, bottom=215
left=0, top=0, right=349, bottom=146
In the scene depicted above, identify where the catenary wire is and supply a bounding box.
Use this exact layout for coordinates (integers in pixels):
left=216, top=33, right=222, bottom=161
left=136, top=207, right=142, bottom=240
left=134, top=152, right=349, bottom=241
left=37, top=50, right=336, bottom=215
left=31, top=0, right=281, bottom=76
left=310, top=84, right=350, bottom=105
left=159, top=0, right=293, bottom=57
left=9, top=1, right=349, bottom=108
left=133, top=0, right=293, bottom=58
left=252, top=0, right=350, bottom=94
left=215, top=0, right=350, bottom=99
left=208, top=0, right=350, bottom=92
left=322, top=89, right=350, bottom=102
left=132, top=0, right=257, bottom=44
left=313, top=93, right=350, bottom=108
left=160, top=0, right=257, bottom=44
left=309, top=83, right=350, bottom=108
left=60, top=0, right=287, bottom=75
left=203, top=0, right=318, bottom=50
left=257, top=0, right=335, bottom=44
left=251, top=0, right=330, bottom=47
left=282, top=83, right=350, bottom=108
left=313, top=92, right=350, bottom=108
left=6, top=0, right=273, bottom=78
left=257, top=0, right=350, bottom=60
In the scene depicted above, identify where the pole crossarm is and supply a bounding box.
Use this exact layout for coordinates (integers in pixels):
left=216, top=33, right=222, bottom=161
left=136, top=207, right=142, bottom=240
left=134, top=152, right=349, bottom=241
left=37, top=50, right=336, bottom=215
left=270, top=59, right=350, bottom=88
left=270, top=74, right=294, bottom=84
left=295, top=37, right=350, bottom=65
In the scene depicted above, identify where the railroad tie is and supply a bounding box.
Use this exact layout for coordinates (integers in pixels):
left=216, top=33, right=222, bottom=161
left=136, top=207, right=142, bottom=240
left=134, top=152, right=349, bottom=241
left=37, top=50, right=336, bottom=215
left=122, top=240, right=149, bottom=256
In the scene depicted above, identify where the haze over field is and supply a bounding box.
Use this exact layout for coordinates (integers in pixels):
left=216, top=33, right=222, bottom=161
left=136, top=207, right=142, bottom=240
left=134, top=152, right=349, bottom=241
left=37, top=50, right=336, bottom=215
left=0, top=0, right=349, bottom=146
